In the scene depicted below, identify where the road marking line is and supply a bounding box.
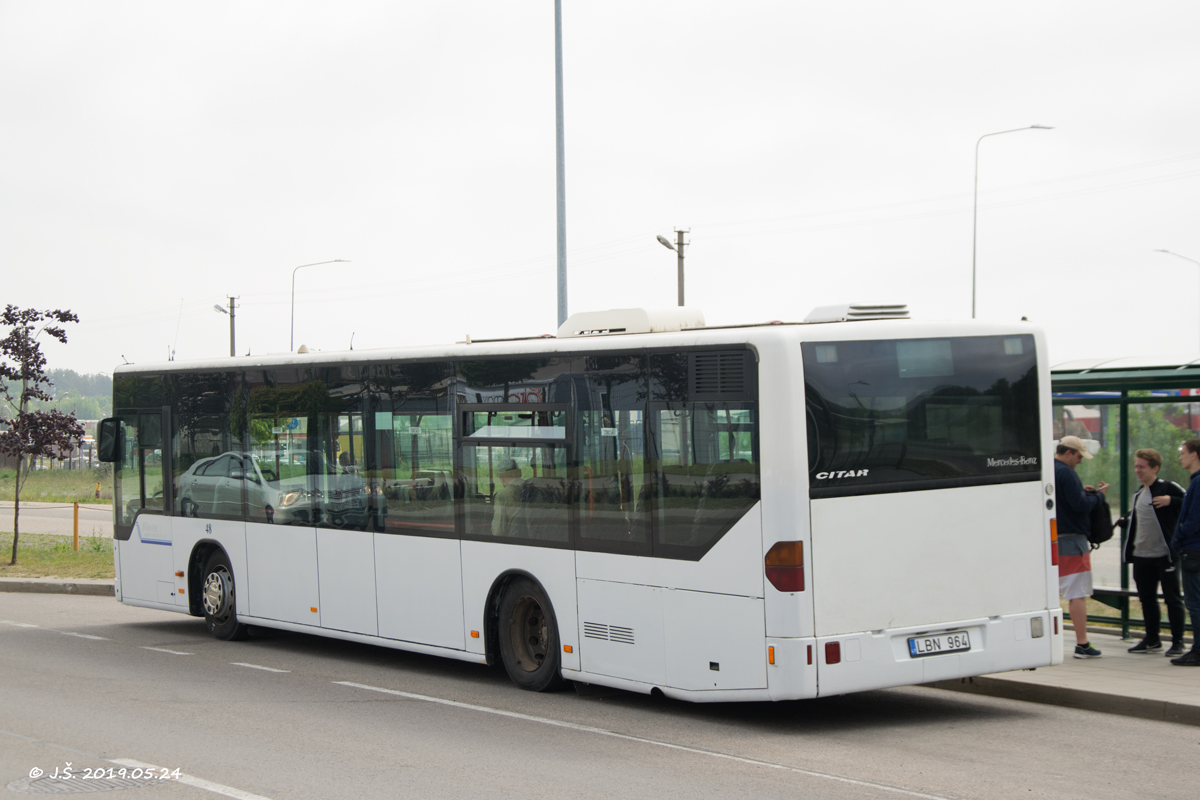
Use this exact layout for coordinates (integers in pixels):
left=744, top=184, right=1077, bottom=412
left=231, top=662, right=289, bottom=673
left=141, top=646, right=193, bottom=656
left=115, top=759, right=273, bottom=800
left=60, top=631, right=109, bottom=640
left=0, top=731, right=272, bottom=800
left=0, top=620, right=39, bottom=628
left=333, top=681, right=952, bottom=800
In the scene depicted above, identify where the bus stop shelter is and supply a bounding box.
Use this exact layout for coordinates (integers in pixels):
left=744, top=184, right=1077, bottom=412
left=1052, top=355, right=1200, bottom=636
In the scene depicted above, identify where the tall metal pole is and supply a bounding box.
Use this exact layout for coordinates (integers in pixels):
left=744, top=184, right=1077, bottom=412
left=228, top=296, right=236, bottom=357
left=675, top=229, right=687, bottom=306
left=290, top=259, right=349, bottom=352
left=972, top=125, right=1053, bottom=319
left=554, top=0, right=568, bottom=328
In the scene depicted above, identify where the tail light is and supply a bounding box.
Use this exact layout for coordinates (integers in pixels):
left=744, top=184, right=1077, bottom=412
left=825, top=641, right=841, bottom=664
left=765, top=541, right=804, bottom=592
left=1050, top=519, right=1058, bottom=566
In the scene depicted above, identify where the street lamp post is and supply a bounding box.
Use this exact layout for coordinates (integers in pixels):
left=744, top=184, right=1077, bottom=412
left=290, top=260, right=350, bottom=352
left=972, top=125, right=1053, bottom=319
left=213, top=297, right=237, bottom=357
left=656, top=230, right=688, bottom=306
left=1153, top=249, right=1200, bottom=351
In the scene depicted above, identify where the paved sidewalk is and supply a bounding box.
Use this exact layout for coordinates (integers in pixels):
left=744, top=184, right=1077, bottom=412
left=930, top=629, right=1200, bottom=726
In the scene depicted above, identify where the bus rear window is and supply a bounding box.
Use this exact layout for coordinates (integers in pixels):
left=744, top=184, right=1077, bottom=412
left=803, top=335, right=1040, bottom=497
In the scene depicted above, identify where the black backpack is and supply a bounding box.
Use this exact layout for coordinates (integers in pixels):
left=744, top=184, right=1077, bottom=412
left=1085, top=489, right=1115, bottom=550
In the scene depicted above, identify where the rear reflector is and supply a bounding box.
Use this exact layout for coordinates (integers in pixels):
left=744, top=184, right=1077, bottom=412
left=825, top=642, right=841, bottom=665
left=1053, top=616, right=1059, bottom=635
left=765, top=541, right=804, bottom=592
left=807, top=645, right=813, bottom=665
left=1050, top=519, right=1058, bottom=566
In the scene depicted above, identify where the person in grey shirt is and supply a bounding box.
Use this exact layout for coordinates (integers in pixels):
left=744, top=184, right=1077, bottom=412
left=1121, top=448, right=1187, bottom=655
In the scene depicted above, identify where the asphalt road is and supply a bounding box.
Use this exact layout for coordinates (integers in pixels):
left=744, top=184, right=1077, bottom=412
left=2, top=593, right=1194, bottom=800
left=0, top=501, right=111, bottom=537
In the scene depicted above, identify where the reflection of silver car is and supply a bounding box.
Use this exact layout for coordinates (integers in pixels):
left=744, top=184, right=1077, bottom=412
left=177, top=451, right=378, bottom=528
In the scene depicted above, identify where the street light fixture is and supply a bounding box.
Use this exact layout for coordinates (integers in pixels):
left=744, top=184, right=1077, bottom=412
left=657, top=230, right=688, bottom=306
left=1153, top=249, right=1200, bottom=350
left=972, top=124, right=1054, bottom=319
left=290, top=260, right=350, bottom=352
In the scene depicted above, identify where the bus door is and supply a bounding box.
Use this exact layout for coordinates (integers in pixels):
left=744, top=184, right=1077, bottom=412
left=244, top=411, right=321, bottom=627
left=112, top=407, right=175, bottom=605
left=313, top=410, right=379, bottom=636
left=372, top=404, right=462, bottom=649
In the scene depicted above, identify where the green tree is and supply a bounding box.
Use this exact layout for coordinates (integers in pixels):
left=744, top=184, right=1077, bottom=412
left=0, top=306, right=85, bottom=565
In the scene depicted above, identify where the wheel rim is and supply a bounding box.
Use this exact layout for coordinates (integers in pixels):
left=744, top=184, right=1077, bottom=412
left=202, top=567, right=233, bottom=623
left=507, top=595, right=549, bottom=673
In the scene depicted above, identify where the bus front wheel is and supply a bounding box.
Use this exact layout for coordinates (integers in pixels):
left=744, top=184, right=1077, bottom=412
left=498, top=577, right=564, bottom=692
left=201, top=551, right=249, bottom=641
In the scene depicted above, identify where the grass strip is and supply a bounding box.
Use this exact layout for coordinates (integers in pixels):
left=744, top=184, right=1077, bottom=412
left=0, top=532, right=114, bottom=579
left=0, top=468, right=113, bottom=505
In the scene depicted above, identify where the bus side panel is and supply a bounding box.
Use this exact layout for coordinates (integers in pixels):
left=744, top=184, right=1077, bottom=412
left=577, top=579, right=666, bottom=686
left=811, top=482, right=1048, bottom=637
left=246, top=522, right=320, bottom=626
left=317, top=528, right=377, bottom=636
left=460, top=541, right=580, bottom=671
left=375, top=534, right=464, bottom=650
left=172, top=516, right=243, bottom=609
left=118, top=515, right=174, bottom=604
left=664, top=589, right=766, bottom=690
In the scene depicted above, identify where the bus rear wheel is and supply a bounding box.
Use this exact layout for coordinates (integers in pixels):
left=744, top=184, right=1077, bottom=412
left=498, top=577, right=564, bottom=692
left=201, top=551, right=249, bottom=641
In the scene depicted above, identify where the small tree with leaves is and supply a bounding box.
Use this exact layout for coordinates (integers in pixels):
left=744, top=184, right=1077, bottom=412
left=0, top=306, right=85, bottom=565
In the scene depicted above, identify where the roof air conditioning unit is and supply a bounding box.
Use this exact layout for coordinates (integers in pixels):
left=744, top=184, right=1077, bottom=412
left=802, top=303, right=910, bottom=324
left=557, top=308, right=705, bottom=338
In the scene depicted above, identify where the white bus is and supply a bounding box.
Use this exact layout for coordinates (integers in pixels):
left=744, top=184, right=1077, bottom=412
left=98, top=305, right=1062, bottom=701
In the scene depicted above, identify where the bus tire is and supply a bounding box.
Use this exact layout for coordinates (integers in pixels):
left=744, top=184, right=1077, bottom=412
left=201, top=550, right=249, bottom=641
left=497, top=577, right=564, bottom=692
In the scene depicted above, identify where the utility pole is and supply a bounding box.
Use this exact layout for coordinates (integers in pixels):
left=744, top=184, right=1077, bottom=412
left=214, top=297, right=239, bottom=357
left=674, top=229, right=687, bottom=306
left=228, top=296, right=236, bottom=357
left=656, top=229, right=689, bottom=306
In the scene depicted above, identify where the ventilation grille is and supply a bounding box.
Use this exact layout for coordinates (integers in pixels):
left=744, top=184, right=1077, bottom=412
left=691, top=352, right=749, bottom=400
left=583, top=622, right=635, bottom=644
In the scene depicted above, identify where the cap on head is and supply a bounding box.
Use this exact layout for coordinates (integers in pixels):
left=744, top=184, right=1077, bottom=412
left=1059, top=435, right=1093, bottom=459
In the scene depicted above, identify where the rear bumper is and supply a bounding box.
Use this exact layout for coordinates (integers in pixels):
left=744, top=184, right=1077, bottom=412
left=764, top=610, right=1057, bottom=700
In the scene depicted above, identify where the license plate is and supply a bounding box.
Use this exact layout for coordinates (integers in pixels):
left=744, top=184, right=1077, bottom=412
left=908, top=630, right=971, bottom=658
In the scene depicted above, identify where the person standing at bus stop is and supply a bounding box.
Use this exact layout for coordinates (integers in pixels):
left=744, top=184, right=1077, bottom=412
left=1054, top=435, right=1108, bottom=658
left=1170, top=439, right=1200, bottom=666
left=1122, top=448, right=1187, bottom=656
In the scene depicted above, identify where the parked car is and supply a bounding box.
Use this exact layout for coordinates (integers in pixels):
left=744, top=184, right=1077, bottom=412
left=176, top=450, right=380, bottom=528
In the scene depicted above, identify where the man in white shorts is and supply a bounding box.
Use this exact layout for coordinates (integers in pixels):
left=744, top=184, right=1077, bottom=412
left=1054, top=435, right=1109, bottom=658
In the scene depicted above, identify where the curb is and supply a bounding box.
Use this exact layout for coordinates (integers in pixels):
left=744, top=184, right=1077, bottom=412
left=0, top=577, right=114, bottom=597
left=927, top=675, right=1200, bottom=727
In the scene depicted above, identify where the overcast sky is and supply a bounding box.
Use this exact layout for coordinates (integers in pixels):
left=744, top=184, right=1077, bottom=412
left=3, top=2, right=1199, bottom=376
